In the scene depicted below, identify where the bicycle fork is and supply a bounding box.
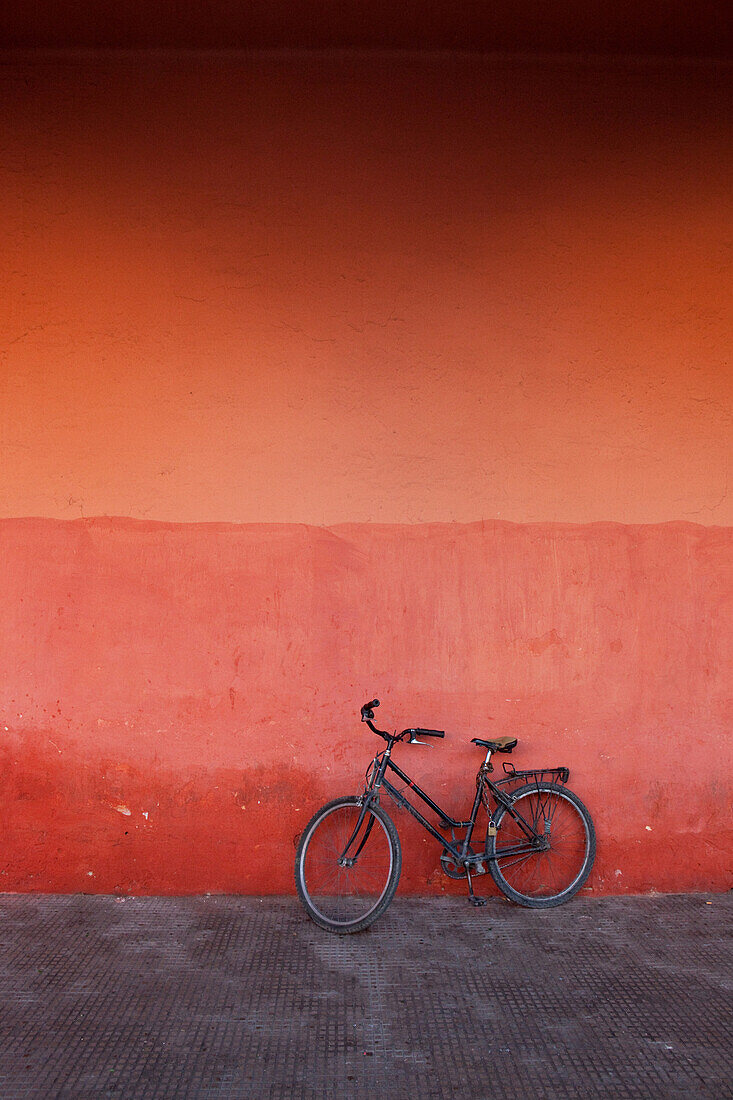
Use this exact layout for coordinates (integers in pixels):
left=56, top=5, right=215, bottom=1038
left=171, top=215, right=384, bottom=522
left=336, top=794, right=378, bottom=866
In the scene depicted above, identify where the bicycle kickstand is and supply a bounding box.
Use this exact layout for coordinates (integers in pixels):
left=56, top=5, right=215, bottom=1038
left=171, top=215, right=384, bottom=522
left=466, top=868, right=488, bottom=907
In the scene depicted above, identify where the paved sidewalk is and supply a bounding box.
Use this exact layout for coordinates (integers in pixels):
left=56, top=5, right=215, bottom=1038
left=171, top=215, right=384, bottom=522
left=0, top=893, right=731, bottom=1099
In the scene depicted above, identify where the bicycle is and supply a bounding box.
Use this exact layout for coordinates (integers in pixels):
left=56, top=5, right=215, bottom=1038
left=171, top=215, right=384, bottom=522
left=295, top=699, right=596, bottom=933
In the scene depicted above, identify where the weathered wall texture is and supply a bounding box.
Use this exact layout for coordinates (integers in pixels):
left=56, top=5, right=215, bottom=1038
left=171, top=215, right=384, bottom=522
left=1, top=53, right=731, bottom=895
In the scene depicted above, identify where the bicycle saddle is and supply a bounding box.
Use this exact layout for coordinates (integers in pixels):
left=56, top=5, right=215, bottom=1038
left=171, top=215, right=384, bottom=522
left=471, top=736, right=517, bottom=753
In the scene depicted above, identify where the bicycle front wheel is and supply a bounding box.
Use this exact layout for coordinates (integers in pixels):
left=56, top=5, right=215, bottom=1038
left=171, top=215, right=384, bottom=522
left=295, top=796, right=402, bottom=933
left=487, top=783, right=595, bottom=908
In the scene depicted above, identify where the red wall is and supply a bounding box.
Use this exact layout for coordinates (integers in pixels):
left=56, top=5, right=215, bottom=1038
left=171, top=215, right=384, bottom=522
left=1, top=518, right=731, bottom=895
left=1, top=53, right=731, bottom=895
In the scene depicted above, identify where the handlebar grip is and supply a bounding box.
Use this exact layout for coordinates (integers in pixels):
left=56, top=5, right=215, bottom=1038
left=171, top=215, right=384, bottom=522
left=361, top=699, right=380, bottom=721
left=412, top=727, right=445, bottom=739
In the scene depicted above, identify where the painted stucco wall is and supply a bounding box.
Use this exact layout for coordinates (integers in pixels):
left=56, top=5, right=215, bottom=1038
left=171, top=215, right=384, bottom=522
left=1, top=53, right=731, bottom=895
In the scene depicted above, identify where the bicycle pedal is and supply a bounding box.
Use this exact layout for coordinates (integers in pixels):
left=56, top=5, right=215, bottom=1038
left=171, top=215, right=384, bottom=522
left=469, top=896, right=489, bottom=907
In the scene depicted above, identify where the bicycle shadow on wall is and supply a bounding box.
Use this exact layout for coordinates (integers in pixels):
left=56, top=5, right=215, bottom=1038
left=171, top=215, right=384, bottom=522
left=294, top=699, right=595, bottom=933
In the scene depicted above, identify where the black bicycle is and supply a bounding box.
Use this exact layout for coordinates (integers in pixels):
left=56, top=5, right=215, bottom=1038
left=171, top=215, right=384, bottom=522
left=295, top=699, right=596, bottom=933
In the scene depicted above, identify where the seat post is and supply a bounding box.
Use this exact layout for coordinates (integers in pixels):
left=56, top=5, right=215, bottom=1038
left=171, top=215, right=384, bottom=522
left=483, top=748, right=493, bottom=768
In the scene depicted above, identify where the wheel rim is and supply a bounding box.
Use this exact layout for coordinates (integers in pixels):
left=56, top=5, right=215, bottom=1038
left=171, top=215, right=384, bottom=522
left=493, top=789, right=590, bottom=900
left=299, top=804, right=394, bottom=926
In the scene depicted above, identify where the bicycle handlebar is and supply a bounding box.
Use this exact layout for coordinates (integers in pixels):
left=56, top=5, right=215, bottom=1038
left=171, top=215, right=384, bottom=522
left=360, top=699, right=446, bottom=744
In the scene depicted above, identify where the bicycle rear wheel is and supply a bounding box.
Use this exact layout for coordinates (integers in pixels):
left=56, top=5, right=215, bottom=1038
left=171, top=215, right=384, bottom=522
left=295, top=796, right=402, bottom=933
left=487, top=783, right=595, bottom=908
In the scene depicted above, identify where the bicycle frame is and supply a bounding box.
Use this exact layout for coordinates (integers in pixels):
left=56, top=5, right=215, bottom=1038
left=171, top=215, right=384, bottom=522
left=355, top=741, right=545, bottom=870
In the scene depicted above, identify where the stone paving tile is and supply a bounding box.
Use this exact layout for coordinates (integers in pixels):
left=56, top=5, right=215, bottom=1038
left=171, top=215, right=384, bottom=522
left=0, top=893, right=731, bottom=1099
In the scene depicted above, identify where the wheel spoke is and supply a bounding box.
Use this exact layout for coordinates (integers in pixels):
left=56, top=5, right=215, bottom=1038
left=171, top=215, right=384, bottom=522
left=489, top=785, right=593, bottom=904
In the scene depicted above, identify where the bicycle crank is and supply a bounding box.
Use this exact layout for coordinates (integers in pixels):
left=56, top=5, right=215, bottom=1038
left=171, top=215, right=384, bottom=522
left=440, top=846, right=487, bottom=879
left=440, top=849, right=465, bottom=879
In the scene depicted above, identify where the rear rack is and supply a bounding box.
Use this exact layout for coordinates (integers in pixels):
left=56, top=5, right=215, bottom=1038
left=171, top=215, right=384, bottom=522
left=494, top=762, right=570, bottom=789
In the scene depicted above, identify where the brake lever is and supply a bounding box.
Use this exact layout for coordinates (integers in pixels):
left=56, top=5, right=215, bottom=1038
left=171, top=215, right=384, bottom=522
left=408, top=734, right=430, bottom=746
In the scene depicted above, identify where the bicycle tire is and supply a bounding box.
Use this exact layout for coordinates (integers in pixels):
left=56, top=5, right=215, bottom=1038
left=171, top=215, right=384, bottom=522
left=486, top=782, right=595, bottom=908
left=295, top=796, right=402, bottom=933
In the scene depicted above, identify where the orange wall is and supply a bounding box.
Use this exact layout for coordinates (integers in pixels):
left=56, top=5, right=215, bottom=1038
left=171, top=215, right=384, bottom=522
left=1, top=53, right=731, bottom=895
left=3, top=52, right=731, bottom=526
